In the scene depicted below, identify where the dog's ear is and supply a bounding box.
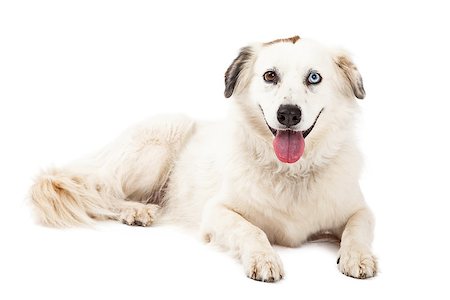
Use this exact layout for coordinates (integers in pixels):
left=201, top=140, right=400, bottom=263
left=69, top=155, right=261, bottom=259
left=224, top=46, right=256, bottom=98
left=334, top=53, right=365, bottom=99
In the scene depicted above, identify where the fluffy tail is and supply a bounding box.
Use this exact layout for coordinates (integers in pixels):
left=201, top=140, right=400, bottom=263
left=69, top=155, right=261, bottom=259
left=30, top=168, right=115, bottom=227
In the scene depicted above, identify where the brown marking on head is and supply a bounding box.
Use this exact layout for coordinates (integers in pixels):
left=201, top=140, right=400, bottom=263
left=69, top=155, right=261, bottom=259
left=264, top=35, right=300, bottom=46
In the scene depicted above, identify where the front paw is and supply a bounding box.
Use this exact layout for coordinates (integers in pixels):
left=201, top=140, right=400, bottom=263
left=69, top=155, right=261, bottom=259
left=243, top=250, right=284, bottom=282
left=338, top=245, right=377, bottom=279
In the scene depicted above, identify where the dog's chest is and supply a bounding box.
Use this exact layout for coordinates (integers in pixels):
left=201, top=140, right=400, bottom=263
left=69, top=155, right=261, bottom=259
left=233, top=169, right=349, bottom=247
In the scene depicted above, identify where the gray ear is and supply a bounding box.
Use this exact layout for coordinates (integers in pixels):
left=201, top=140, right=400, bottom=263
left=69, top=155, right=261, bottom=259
left=335, top=55, right=365, bottom=99
left=224, top=46, right=254, bottom=98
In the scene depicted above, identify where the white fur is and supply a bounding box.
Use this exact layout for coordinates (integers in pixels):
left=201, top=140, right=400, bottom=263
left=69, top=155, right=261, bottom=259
left=252, top=40, right=335, bottom=131
left=30, top=37, right=376, bottom=282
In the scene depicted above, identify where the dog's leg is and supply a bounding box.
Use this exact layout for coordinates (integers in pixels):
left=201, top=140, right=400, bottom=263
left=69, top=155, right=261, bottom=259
left=337, top=207, right=377, bottom=279
left=202, top=203, right=284, bottom=282
left=31, top=115, right=195, bottom=227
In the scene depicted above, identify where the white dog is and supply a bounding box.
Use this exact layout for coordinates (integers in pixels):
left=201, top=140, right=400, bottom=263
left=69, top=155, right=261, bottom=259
left=31, top=36, right=376, bottom=282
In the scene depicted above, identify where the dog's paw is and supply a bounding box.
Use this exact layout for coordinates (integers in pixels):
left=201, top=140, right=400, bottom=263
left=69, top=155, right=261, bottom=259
left=119, top=204, right=159, bottom=227
left=243, top=250, right=284, bottom=282
left=337, top=245, right=377, bottom=279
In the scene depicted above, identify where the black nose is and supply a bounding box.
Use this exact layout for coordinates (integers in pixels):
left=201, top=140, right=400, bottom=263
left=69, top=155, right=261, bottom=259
left=277, top=105, right=302, bottom=127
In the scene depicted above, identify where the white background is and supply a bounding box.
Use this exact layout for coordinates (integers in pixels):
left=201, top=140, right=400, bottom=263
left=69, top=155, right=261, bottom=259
left=1, top=0, right=449, bottom=299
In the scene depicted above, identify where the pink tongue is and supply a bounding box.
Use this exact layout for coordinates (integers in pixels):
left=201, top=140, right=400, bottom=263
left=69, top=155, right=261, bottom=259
left=273, top=130, right=305, bottom=163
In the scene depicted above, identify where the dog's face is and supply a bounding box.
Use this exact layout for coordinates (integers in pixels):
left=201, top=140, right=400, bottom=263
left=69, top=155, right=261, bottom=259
left=225, top=36, right=365, bottom=163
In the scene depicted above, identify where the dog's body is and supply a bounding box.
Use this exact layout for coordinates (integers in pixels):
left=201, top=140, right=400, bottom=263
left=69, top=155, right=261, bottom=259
left=31, top=36, right=376, bottom=281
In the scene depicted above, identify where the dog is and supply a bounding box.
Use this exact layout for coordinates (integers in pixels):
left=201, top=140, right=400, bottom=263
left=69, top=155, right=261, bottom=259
left=30, top=35, right=377, bottom=282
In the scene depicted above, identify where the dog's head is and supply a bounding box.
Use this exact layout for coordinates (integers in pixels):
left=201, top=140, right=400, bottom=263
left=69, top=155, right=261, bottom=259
left=224, top=36, right=365, bottom=164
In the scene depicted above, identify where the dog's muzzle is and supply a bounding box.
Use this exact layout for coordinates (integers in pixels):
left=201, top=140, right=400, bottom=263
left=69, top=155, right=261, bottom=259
left=260, top=106, right=324, bottom=163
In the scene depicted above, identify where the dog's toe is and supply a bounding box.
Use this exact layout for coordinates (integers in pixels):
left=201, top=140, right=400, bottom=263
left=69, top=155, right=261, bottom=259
left=338, top=246, right=377, bottom=279
left=119, top=204, right=159, bottom=227
left=244, top=250, right=284, bottom=283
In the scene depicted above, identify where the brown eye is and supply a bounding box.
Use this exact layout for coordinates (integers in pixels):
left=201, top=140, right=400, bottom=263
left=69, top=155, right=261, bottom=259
left=263, top=71, right=278, bottom=84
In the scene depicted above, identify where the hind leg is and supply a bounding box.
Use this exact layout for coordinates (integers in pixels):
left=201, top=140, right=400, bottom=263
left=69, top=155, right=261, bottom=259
left=31, top=115, right=195, bottom=227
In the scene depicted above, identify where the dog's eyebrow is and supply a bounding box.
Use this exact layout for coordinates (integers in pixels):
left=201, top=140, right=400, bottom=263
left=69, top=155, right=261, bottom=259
left=264, top=35, right=300, bottom=46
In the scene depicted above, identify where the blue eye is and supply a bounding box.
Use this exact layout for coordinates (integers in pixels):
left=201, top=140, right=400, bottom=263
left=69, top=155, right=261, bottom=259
left=307, top=71, right=322, bottom=84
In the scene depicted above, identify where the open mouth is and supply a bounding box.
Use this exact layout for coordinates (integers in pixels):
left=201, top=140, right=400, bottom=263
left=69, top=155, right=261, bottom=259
left=261, top=108, right=324, bottom=164
left=266, top=108, right=323, bottom=138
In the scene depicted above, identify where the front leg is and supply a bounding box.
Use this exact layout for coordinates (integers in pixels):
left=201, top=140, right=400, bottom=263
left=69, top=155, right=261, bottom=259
left=338, top=207, right=377, bottom=279
left=201, top=203, right=284, bottom=282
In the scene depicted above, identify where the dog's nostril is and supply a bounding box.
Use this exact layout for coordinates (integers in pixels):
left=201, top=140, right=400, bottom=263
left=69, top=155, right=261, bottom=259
left=277, top=105, right=302, bottom=127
